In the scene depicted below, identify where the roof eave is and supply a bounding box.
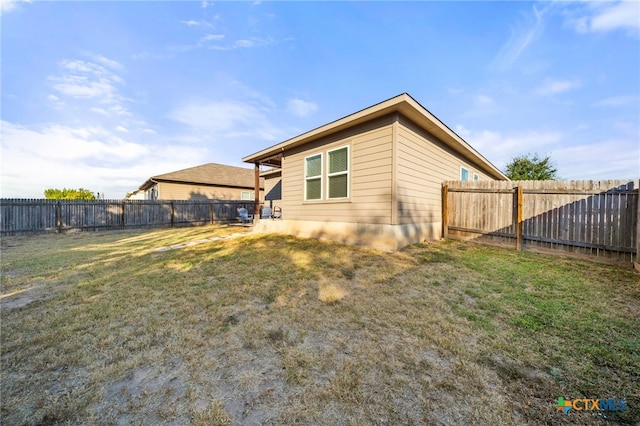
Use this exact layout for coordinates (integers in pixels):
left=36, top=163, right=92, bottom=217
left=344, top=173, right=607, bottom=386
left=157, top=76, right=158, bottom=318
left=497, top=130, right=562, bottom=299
left=243, top=93, right=508, bottom=181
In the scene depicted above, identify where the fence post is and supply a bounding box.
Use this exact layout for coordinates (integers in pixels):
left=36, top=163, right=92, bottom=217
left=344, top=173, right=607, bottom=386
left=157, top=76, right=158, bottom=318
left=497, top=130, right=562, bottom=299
left=170, top=202, right=175, bottom=227
left=56, top=201, right=62, bottom=233
left=121, top=201, right=126, bottom=229
left=209, top=201, right=214, bottom=225
left=442, top=184, right=449, bottom=240
left=635, top=187, right=640, bottom=272
left=515, top=186, right=523, bottom=251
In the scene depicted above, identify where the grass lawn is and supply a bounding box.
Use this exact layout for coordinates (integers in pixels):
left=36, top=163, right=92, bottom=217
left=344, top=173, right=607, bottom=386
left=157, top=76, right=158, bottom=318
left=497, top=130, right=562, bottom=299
left=1, top=225, right=638, bottom=425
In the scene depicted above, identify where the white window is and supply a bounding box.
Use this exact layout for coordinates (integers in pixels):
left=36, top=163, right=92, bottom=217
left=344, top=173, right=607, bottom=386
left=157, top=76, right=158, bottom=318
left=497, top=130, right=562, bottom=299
left=460, top=167, right=470, bottom=181
left=473, top=173, right=479, bottom=182
left=241, top=191, right=255, bottom=200
left=327, top=146, right=349, bottom=199
left=305, top=153, right=323, bottom=200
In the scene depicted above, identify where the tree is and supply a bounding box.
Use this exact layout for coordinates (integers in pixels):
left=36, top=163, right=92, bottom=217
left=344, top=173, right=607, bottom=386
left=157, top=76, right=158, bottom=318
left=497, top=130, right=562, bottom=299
left=505, top=153, right=558, bottom=180
left=44, top=188, right=96, bottom=200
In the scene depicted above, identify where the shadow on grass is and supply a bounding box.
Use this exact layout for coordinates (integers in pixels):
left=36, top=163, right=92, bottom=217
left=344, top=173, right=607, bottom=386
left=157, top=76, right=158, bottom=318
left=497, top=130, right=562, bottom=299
left=1, top=229, right=638, bottom=425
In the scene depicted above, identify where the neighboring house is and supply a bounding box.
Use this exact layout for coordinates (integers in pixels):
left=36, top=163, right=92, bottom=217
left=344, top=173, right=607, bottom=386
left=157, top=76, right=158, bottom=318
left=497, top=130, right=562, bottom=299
left=243, top=93, right=508, bottom=251
left=125, top=189, right=146, bottom=200
left=137, top=163, right=264, bottom=201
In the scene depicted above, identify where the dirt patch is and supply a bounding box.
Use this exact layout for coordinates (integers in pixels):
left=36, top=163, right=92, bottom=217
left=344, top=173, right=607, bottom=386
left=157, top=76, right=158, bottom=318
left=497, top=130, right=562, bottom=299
left=0, top=280, right=59, bottom=310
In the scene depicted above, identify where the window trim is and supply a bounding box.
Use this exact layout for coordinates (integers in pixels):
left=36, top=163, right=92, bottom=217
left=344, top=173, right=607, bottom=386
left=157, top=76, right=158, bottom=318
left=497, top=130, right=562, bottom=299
left=240, top=191, right=255, bottom=201
left=326, top=145, right=350, bottom=200
left=304, top=152, right=323, bottom=201
left=460, top=166, right=470, bottom=182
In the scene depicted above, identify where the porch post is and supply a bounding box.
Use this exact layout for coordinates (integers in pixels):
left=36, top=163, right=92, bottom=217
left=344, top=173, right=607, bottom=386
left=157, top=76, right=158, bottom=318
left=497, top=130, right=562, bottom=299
left=254, top=162, right=260, bottom=221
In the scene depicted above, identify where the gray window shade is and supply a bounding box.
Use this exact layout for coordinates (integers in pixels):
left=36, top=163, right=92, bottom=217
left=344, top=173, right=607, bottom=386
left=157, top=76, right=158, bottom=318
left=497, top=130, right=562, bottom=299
left=306, top=155, right=321, bottom=177
left=306, top=178, right=321, bottom=199
left=328, top=174, right=348, bottom=198
left=329, top=147, right=348, bottom=174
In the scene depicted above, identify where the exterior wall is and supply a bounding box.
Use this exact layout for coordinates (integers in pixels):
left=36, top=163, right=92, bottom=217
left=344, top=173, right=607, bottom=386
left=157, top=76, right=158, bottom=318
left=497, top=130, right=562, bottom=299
left=395, top=116, right=495, bottom=232
left=264, top=172, right=282, bottom=203
left=157, top=182, right=263, bottom=201
left=280, top=115, right=394, bottom=224
left=254, top=219, right=440, bottom=252
left=264, top=113, right=501, bottom=250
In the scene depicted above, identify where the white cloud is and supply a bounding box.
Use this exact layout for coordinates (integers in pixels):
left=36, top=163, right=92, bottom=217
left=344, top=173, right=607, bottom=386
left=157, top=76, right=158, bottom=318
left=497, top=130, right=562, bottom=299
left=592, top=95, right=638, bottom=107
left=569, top=1, right=640, bottom=36
left=201, top=34, right=225, bottom=42
left=180, top=19, right=214, bottom=29
left=0, top=0, right=30, bottom=14
left=116, top=125, right=129, bottom=133
left=552, top=139, right=640, bottom=179
left=456, top=124, right=563, bottom=172
left=491, top=5, right=548, bottom=70
left=89, top=53, right=124, bottom=71
left=207, top=36, right=276, bottom=51
left=536, top=79, right=581, bottom=96
left=287, top=98, right=318, bottom=117
left=456, top=124, right=639, bottom=180
left=167, top=100, right=284, bottom=141
left=48, top=56, right=129, bottom=116
left=476, top=95, right=494, bottom=106
left=0, top=121, right=208, bottom=198
left=181, top=19, right=200, bottom=27
left=173, top=35, right=274, bottom=52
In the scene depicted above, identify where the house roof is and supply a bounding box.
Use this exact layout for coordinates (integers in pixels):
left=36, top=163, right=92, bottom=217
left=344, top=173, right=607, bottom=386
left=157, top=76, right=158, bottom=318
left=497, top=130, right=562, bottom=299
left=242, top=93, right=508, bottom=180
left=139, top=163, right=264, bottom=190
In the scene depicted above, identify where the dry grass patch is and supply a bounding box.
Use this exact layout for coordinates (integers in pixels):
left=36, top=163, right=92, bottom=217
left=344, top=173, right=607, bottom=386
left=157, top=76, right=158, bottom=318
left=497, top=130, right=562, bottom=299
left=318, top=280, right=348, bottom=304
left=1, top=227, right=638, bottom=425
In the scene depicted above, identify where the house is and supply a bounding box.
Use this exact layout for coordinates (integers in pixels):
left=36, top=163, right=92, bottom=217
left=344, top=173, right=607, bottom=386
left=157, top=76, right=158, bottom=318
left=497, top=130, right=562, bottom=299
left=136, top=163, right=264, bottom=201
left=242, top=93, right=508, bottom=251
left=125, top=189, right=146, bottom=200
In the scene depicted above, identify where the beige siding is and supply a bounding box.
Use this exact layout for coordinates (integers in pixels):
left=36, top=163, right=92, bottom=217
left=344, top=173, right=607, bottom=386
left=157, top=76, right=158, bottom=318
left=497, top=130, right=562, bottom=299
left=264, top=173, right=282, bottom=202
left=280, top=116, right=394, bottom=224
left=158, top=182, right=263, bottom=201
left=396, top=116, right=494, bottom=225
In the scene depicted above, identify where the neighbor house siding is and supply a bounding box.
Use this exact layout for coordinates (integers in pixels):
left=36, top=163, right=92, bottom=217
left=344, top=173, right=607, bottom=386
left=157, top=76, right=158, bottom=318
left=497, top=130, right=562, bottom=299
left=280, top=115, right=394, bottom=224
left=157, top=182, right=263, bottom=201
left=396, top=116, right=493, bottom=226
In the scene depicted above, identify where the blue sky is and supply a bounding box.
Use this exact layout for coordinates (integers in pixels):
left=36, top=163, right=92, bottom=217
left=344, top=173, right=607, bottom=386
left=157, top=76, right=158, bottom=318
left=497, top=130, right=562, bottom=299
left=1, top=0, right=639, bottom=198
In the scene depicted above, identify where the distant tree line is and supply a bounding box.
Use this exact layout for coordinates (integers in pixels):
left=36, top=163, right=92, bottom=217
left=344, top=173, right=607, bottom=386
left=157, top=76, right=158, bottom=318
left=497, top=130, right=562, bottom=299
left=44, top=188, right=96, bottom=200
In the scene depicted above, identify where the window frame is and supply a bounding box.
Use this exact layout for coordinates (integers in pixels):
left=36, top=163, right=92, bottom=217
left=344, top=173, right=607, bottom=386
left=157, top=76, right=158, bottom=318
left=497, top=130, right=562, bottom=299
left=240, top=191, right=255, bottom=201
left=460, top=166, right=470, bottom=182
left=304, top=152, right=323, bottom=201
left=473, top=173, right=479, bottom=182
left=326, top=145, right=350, bottom=200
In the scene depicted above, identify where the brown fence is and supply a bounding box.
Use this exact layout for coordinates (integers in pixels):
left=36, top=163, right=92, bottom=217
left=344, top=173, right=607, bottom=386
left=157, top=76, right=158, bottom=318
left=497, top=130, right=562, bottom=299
left=0, top=199, right=258, bottom=235
left=442, top=180, right=639, bottom=266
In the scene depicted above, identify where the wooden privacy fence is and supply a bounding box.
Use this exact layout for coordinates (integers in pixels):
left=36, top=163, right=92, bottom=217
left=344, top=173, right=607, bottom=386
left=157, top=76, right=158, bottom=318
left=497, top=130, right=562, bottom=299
left=442, top=180, right=639, bottom=266
left=0, top=199, right=257, bottom=234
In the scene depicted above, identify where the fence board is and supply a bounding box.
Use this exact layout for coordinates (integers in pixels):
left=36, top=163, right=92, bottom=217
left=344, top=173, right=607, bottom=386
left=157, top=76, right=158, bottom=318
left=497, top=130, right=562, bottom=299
left=0, top=199, right=258, bottom=235
left=443, top=180, right=639, bottom=265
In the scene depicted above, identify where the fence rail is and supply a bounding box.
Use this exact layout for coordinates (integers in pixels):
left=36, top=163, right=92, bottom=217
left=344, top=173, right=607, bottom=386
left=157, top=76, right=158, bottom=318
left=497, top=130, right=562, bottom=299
left=0, top=199, right=257, bottom=234
left=442, top=180, right=640, bottom=266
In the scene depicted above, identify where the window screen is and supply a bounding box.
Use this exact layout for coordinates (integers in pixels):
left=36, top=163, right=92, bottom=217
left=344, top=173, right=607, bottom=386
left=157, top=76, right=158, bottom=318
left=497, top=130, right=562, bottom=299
left=305, top=154, right=322, bottom=200
left=328, top=147, right=349, bottom=199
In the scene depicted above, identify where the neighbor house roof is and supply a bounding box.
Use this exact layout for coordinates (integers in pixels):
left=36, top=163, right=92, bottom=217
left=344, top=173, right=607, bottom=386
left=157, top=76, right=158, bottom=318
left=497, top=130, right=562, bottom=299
left=139, top=163, right=264, bottom=190
left=243, top=93, right=508, bottom=180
